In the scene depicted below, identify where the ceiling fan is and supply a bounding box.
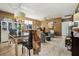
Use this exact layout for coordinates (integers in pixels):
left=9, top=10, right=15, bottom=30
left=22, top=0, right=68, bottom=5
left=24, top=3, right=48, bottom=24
left=61, top=14, right=73, bottom=19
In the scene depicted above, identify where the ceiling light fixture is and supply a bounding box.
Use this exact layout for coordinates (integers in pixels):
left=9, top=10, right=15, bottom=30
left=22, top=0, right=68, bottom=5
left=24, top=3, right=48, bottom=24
left=14, top=11, right=25, bottom=20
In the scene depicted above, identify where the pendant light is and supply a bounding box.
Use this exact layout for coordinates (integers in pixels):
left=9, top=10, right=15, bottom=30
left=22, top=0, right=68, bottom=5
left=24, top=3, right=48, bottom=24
left=14, top=11, right=25, bottom=20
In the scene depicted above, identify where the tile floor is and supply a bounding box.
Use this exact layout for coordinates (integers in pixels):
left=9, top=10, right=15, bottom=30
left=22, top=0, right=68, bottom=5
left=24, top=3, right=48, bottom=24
left=0, top=36, right=71, bottom=56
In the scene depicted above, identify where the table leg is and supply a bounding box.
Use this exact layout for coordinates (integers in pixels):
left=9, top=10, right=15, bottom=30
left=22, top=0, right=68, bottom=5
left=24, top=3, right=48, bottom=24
left=15, top=39, right=18, bottom=56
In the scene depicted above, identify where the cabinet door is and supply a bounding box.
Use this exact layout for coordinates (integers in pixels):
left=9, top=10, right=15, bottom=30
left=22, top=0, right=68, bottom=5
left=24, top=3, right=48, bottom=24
left=1, top=21, right=8, bottom=42
left=1, top=30, right=8, bottom=42
left=1, top=21, right=7, bottom=30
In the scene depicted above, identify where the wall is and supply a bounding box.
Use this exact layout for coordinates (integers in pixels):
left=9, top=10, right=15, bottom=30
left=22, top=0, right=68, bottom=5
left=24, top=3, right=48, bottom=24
left=41, top=20, right=48, bottom=32
left=41, top=20, right=53, bottom=32
left=53, top=18, right=62, bottom=36
left=74, top=12, right=79, bottom=21
left=41, top=18, right=62, bottom=36
left=32, top=20, right=41, bottom=29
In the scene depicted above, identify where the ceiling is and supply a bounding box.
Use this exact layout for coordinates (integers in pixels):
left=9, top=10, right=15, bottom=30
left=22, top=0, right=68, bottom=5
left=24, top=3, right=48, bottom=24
left=0, top=3, right=78, bottom=20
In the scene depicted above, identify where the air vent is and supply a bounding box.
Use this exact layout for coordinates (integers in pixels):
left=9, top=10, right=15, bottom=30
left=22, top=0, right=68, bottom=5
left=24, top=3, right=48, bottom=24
left=62, top=15, right=72, bottom=19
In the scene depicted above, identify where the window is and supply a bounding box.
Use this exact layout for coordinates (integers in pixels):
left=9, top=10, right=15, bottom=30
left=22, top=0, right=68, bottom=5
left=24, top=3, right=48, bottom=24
left=24, top=20, right=32, bottom=29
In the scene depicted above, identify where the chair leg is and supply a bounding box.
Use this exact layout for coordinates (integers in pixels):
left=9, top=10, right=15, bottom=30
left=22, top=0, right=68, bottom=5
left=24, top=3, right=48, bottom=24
left=29, top=49, right=31, bottom=56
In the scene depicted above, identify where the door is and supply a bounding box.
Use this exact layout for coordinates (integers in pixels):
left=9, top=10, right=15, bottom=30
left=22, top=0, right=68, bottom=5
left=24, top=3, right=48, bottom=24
left=62, top=22, right=69, bottom=36
left=62, top=22, right=72, bottom=36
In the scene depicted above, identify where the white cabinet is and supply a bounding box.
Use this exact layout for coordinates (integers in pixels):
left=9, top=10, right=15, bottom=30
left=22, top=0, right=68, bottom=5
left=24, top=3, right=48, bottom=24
left=0, top=18, right=13, bottom=43
left=1, top=21, right=9, bottom=43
